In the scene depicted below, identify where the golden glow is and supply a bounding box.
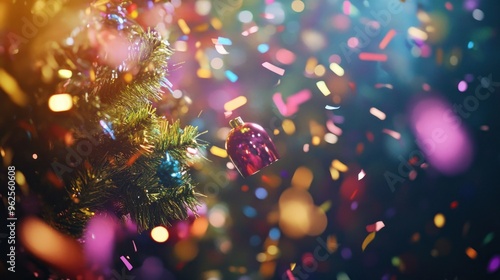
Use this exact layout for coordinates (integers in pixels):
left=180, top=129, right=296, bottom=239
left=48, top=94, right=73, bottom=112
left=291, top=0, right=305, bottom=12
left=210, top=146, right=228, bottom=158
left=282, top=119, right=296, bottom=135
left=151, top=226, right=169, bottom=243
left=434, top=213, right=446, bottom=228
left=57, top=69, right=73, bottom=79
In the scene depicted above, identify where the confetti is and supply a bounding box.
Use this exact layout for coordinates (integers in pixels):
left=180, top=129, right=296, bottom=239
left=382, top=128, right=401, bottom=140
left=316, top=81, right=331, bottom=96
left=374, top=83, right=394, bottom=89
left=465, top=247, right=477, bottom=259
left=359, top=53, right=388, bottom=62
left=358, top=169, right=366, bottom=180
left=482, top=232, right=494, bottom=245
left=215, top=37, right=232, bottom=45
left=379, top=29, right=396, bottom=50
left=434, top=213, right=446, bottom=228
left=120, top=256, right=133, bottom=270
left=262, top=62, right=285, bottom=76
left=326, top=120, right=343, bottom=135
left=366, top=221, right=385, bottom=232
left=343, top=1, right=351, bottom=15
left=210, top=146, right=228, bottom=158
left=177, top=19, right=191, bottom=34
left=225, top=70, right=239, bottom=82
left=408, top=27, right=428, bottom=41
left=48, top=94, right=73, bottom=112
left=370, top=107, right=386, bottom=120
left=329, top=63, right=345, bottom=76
left=332, top=159, right=348, bottom=172
left=242, top=25, right=259, bottom=36
left=215, top=44, right=229, bottom=54
left=362, top=232, right=376, bottom=251
left=325, top=105, right=341, bottom=110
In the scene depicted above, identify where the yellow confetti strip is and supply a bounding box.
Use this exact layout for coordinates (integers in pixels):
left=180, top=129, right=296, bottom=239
left=329, top=166, right=340, bottom=180
left=178, top=19, right=191, bottom=34
left=316, top=81, right=331, bottom=96
left=362, top=232, right=376, bottom=251
left=329, top=63, right=345, bottom=76
left=48, top=94, right=73, bottom=112
left=0, top=68, right=29, bottom=107
left=332, top=159, right=348, bottom=172
left=57, top=69, right=72, bottom=79
left=210, top=146, right=227, bottom=158
left=224, top=96, right=247, bottom=112
left=408, top=27, right=428, bottom=41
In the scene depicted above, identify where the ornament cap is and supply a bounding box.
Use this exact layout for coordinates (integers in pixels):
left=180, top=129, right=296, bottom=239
left=229, top=117, right=244, bottom=128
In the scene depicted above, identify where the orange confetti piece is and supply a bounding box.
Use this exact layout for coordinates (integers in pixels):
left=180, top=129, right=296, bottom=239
left=379, top=29, right=396, bottom=50
left=362, top=232, right=376, bottom=251
left=359, top=53, right=388, bottom=62
left=466, top=247, right=477, bottom=259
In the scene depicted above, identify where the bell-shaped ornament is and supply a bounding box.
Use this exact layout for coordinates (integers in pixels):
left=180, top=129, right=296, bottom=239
left=225, top=117, right=280, bottom=177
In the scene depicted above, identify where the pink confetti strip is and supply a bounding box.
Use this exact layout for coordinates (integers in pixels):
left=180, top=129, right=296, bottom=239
left=120, top=256, right=133, bottom=271
left=359, top=53, right=388, bottom=62
left=326, top=119, right=343, bottom=136
left=343, top=1, right=351, bottom=15
left=262, top=62, right=285, bottom=76
left=224, top=111, right=233, bottom=118
left=358, top=169, right=366, bottom=180
left=379, top=29, right=396, bottom=50
left=286, top=269, right=296, bottom=280
left=382, top=128, right=401, bottom=140
left=132, top=240, right=137, bottom=252
left=261, top=13, right=275, bottom=19
left=273, top=90, right=312, bottom=117
left=366, top=221, right=385, bottom=233
left=325, top=105, right=341, bottom=110
left=273, top=93, right=288, bottom=116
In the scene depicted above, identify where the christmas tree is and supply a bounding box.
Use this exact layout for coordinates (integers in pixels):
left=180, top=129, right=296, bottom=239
left=1, top=0, right=205, bottom=270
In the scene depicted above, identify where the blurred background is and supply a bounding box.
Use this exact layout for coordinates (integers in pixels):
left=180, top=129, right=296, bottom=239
left=2, top=0, right=500, bottom=279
